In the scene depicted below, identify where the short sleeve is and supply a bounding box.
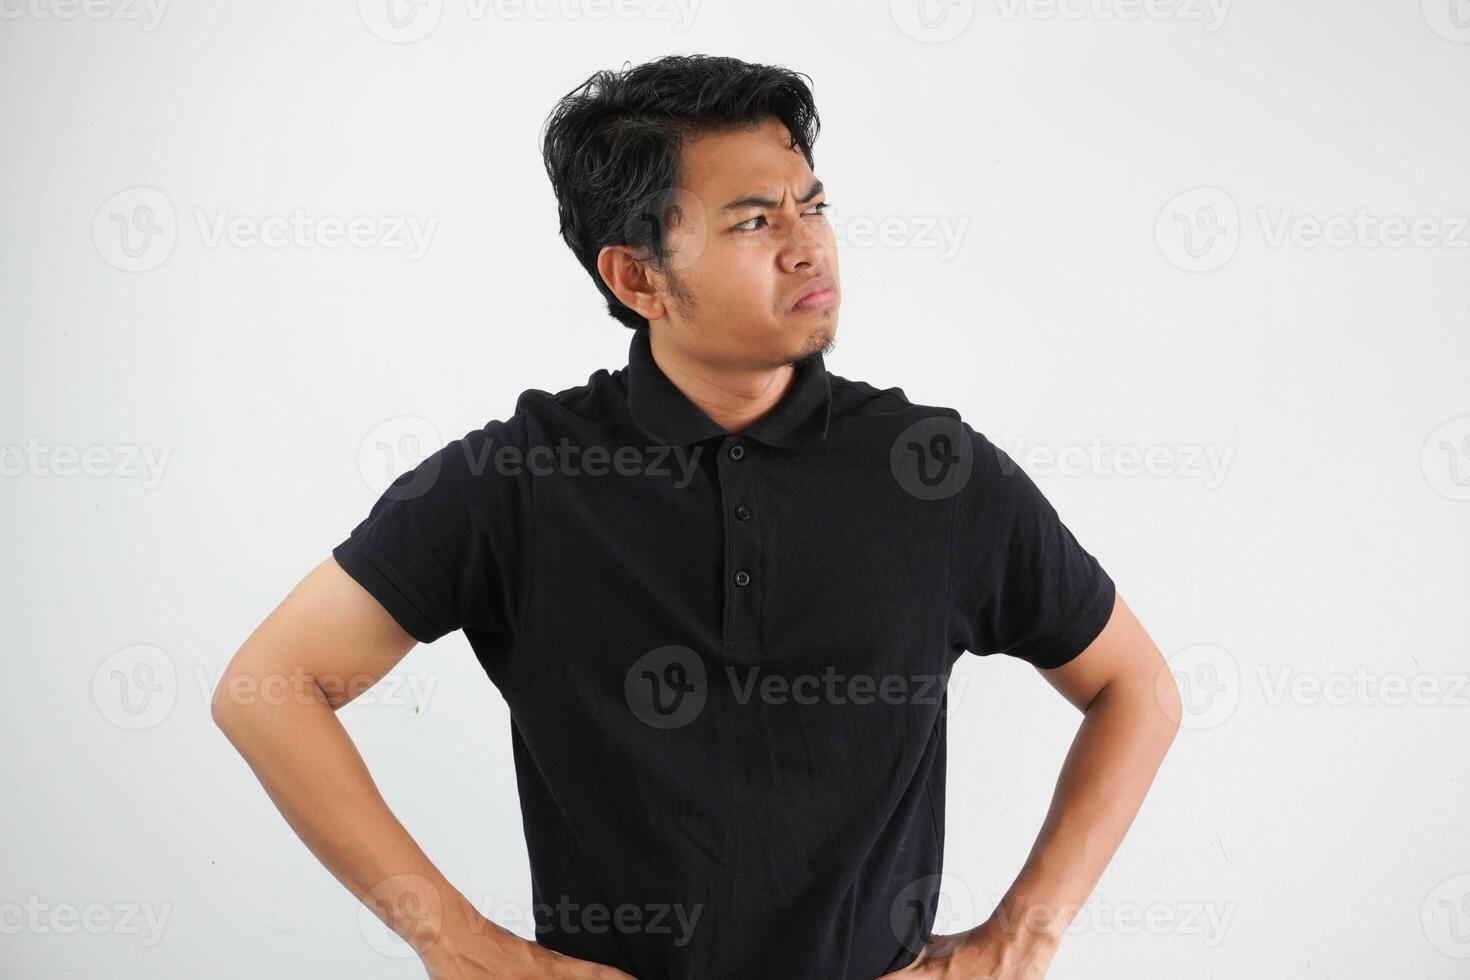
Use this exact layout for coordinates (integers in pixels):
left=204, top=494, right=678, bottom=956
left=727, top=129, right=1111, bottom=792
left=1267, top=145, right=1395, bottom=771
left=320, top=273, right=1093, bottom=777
left=948, top=424, right=1116, bottom=670
left=332, top=417, right=531, bottom=645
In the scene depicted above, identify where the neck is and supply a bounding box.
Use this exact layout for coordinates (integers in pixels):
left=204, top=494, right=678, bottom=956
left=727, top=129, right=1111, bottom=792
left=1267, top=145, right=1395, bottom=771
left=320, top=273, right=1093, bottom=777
left=646, top=327, right=799, bottom=436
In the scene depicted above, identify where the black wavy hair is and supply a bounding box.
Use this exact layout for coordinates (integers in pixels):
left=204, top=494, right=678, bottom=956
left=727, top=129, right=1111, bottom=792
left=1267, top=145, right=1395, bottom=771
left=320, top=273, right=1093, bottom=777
left=540, top=54, right=821, bottom=332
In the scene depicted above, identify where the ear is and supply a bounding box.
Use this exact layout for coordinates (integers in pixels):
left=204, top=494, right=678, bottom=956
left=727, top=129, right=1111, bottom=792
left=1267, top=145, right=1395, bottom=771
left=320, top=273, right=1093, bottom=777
left=597, top=245, right=667, bottom=321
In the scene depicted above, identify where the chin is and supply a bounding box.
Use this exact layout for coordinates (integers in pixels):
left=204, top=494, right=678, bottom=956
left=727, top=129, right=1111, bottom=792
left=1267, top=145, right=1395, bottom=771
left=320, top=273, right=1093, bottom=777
left=792, top=324, right=836, bottom=363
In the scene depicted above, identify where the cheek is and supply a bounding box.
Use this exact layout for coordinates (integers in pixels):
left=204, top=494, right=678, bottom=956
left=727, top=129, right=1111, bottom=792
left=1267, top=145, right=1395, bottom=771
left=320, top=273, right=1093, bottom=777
left=701, top=249, right=776, bottom=309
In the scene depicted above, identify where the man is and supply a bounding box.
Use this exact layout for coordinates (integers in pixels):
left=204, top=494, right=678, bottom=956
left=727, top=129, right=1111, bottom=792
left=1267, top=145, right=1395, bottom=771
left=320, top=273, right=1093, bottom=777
left=213, top=54, right=1180, bottom=979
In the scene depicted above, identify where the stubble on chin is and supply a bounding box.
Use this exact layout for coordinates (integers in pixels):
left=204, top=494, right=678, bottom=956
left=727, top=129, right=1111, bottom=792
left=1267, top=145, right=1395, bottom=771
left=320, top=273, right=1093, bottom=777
left=789, top=326, right=836, bottom=367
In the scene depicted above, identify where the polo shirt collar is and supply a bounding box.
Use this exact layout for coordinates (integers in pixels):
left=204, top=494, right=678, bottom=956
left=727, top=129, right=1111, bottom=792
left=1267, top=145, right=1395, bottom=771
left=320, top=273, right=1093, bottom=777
left=626, top=328, right=832, bottom=449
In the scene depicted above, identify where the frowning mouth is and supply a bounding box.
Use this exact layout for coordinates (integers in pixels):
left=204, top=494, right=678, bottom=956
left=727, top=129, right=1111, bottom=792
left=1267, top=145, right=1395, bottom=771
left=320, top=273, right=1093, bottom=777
left=788, top=279, right=838, bottom=313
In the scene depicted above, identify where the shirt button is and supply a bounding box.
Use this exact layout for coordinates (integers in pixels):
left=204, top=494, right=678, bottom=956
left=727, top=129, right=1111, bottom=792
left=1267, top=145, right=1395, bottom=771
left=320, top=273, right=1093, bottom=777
left=733, top=570, right=751, bottom=586
left=734, top=505, right=751, bottom=521
left=727, top=444, right=745, bottom=460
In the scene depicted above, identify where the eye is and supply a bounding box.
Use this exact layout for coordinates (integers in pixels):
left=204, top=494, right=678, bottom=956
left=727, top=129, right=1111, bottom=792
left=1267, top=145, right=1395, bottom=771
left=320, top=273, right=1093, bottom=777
left=732, top=201, right=830, bottom=233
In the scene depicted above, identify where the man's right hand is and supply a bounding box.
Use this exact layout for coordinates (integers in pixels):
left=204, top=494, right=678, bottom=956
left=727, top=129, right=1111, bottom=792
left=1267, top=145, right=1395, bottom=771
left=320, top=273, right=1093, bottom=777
left=421, top=909, right=636, bottom=980
left=211, top=558, right=636, bottom=980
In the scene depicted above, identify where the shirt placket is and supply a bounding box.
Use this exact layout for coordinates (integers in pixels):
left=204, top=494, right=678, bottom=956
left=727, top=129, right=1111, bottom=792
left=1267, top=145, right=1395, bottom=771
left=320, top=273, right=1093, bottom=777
left=718, top=435, right=762, bottom=651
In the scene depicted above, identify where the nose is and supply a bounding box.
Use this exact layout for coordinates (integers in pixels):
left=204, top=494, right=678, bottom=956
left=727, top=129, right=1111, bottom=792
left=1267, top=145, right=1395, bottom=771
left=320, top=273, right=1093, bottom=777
left=779, top=214, right=826, bottom=271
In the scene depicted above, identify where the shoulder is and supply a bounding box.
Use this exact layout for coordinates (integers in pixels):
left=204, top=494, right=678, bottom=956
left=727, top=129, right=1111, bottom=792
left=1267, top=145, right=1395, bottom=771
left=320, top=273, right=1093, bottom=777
left=825, top=372, right=1027, bottom=512
left=829, top=370, right=971, bottom=427
left=827, top=371, right=1001, bottom=455
left=442, top=366, right=626, bottom=458
left=490, top=366, right=628, bottom=440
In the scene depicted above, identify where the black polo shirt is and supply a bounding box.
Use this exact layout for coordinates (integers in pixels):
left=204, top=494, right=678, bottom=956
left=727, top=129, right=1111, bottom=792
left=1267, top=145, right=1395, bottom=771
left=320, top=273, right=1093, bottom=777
left=332, top=328, right=1115, bottom=979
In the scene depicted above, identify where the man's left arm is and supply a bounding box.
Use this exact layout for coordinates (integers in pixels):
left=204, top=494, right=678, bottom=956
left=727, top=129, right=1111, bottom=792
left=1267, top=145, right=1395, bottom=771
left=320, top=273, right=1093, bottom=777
left=990, top=587, right=1183, bottom=964
left=882, top=587, right=1181, bottom=975
left=889, top=423, right=1183, bottom=978
left=891, top=590, right=1181, bottom=978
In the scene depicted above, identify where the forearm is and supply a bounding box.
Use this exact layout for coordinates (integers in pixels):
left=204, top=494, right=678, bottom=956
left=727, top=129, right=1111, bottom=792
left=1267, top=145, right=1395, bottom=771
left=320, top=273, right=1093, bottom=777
left=985, top=676, right=1180, bottom=953
left=212, top=681, right=500, bottom=961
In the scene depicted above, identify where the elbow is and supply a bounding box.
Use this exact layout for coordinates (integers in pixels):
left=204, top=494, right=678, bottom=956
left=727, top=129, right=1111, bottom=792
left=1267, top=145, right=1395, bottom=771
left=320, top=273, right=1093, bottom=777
left=210, top=677, right=239, bottom=734
left=1097, top=657, right=1184, bottom=750
left=210, top=671, right=254, bottom=738
left=210, top=667, right=335, bottom=736
left=1154, top=661, right=1184, bottom=747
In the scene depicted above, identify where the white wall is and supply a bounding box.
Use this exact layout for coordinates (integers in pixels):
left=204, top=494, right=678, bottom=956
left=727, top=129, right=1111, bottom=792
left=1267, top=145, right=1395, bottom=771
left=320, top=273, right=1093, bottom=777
left=3, top=0, right=1468, bottom=976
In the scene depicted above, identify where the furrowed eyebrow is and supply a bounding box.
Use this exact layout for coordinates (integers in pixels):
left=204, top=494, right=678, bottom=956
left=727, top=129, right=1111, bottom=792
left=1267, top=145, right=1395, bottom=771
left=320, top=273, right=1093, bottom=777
left=721, top=178, right=824, bottom=213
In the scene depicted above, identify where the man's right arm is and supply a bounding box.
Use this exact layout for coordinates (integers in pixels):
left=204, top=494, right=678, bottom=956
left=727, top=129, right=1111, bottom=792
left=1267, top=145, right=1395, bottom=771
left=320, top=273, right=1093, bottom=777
left=210, top=556, right=632, bottom=979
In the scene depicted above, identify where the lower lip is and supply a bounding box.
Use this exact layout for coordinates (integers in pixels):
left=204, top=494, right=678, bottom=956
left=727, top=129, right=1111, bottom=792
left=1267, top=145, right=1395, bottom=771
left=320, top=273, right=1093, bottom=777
left=792, top=288, right=837, bottom=312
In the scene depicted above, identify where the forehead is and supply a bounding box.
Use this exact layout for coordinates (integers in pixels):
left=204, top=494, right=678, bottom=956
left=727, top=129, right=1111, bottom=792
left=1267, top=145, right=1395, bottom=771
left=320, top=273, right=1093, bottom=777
left=677, top=118, right=813, bottom=204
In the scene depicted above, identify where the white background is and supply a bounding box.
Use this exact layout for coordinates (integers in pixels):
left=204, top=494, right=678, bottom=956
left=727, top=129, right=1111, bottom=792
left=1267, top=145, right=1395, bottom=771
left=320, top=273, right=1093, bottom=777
left=3, top=0, right=1469, bottom=976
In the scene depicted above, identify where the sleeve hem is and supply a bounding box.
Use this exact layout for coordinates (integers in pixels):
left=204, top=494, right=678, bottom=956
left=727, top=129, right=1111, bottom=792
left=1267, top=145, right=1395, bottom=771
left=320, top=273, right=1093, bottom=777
left=1015, top=572, right=1117, bottom=671
left=332, top=541, right=446, bottom=645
